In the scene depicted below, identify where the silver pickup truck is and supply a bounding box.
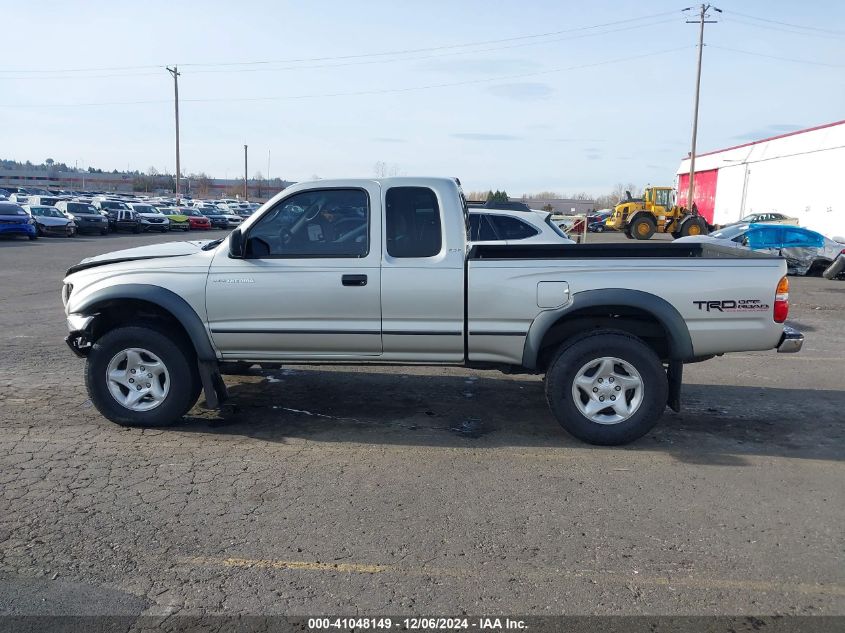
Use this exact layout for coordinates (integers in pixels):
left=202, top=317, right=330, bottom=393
left=62, top=177, right=803, bottom=445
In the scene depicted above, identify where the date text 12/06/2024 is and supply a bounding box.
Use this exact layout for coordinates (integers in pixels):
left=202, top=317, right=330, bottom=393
left=308, top=617, right=528, bottom=630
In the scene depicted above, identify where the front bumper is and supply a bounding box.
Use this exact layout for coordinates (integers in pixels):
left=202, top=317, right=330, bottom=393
left=777, top=326, right=804, bottom=353
left=65, top=314, right=95, bottom=358
left=39, top=223, right=75, bottom=236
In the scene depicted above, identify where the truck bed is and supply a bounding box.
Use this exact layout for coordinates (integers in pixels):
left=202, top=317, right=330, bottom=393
left=469, top=242, right=778, bottom=260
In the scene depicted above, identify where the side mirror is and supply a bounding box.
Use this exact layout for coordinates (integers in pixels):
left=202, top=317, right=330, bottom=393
left=228, top=228, right=244, bottom=258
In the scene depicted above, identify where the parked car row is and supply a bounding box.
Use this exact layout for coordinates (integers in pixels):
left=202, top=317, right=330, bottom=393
left=0, top=187, right=260, bottom=241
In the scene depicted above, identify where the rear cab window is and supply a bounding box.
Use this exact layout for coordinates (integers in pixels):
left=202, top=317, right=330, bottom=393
left=385, top=187, right=442, bottom=257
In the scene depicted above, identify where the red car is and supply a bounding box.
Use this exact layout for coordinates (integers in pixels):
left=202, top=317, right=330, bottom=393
left=184, top=209, right=213, bottom=230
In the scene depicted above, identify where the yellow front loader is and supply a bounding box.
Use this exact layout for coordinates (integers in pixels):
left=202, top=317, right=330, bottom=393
left=605, top=187, right=710, bottom=240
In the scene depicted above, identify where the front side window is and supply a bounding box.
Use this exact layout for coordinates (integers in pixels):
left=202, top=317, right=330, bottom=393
left=246, top=188, right=369, bottom=258
left=385, top=187, right=442, bottom=257
left=745, top=227, right=782, bottom=249
left=654, top=189, right=671, bottom=207
left=487, top=214, right=538, bottom=240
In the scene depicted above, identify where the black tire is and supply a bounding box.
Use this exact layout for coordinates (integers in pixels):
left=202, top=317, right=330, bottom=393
left=85, top=325, right=202, bottom=427
left=545, top=330, right=668, bottom=445
left=630, top=215, right=656, bottom=240
left=679, top=216, right=708, bottom=237
left=28, top=234, right=38, bottom=241
left=823, top=254, right=845, bottom=280
left=100, top=228, right=109, bottom=236
left=133, top=225, right=142, bottom=234
left=36, top=224, right=44, bottom=237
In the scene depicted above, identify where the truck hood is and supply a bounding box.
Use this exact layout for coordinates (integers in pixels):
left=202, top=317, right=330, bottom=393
left=67, top=240, right=214, bottom=275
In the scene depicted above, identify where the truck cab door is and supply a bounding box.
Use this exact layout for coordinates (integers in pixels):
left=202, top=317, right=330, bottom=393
left=205, top=184, right=383, bottom=360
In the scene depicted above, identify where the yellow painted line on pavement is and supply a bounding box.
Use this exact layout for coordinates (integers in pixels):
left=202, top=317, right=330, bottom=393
left=190, top=556, right=845, bottom=597
left=218, top=557, right=389, bottom=574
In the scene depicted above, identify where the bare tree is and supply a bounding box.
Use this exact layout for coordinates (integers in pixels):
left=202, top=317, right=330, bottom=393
left=374, top=161, right=401, bottom=177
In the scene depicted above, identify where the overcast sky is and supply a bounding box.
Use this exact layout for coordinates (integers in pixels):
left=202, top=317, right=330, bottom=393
left=3, top=0, right=843, bottom=195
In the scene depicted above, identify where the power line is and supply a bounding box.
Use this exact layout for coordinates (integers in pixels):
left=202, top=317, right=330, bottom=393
left=722, top=15, right=845, bottom=40
left=727, top=9, right=845, bottom=36
left=0, top=46, right=693, bottom=108
left=0, top=10, right=680, bottom=75
left=0, top=17, right=680, bottom=81
left=186, top=19, right=681, bottom=76
left=709, top=45, right=845, bottom=68
left=178, top=10, right=682, bottom=68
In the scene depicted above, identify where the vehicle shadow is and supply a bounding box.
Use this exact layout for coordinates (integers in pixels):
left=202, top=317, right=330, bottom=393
left=173, top=367, right=845, bottom=465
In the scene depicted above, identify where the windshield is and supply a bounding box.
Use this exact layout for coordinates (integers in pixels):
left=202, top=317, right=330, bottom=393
left=67, top=203, right=97, bottom=214
left=132, top=205, right=159, bottom=214
left=0, top=205, right=28, bottom=216
left=710, top=225, right=747, bottom=240
left=101, top=201, right=128, bottom=210
left=32, top=206, right=64, bottom=218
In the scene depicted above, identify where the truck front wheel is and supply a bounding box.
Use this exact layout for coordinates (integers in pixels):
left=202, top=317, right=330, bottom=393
left=545, top=331, right=668, bottom=445
left=85, top=325, right=201, bottom=427
left=630, top=216, right=656, bottom=240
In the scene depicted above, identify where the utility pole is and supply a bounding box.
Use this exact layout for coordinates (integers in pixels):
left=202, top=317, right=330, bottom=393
left=243, top=144, right=248, bottom=200
left=684, top=4, right=720, bottom=214
left=166, top=66, right=181, bottom=202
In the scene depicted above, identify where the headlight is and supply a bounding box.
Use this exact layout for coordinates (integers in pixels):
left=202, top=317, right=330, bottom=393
left=27, top=217, right=35, bottom=225
left=62, top=283, right=73, bottom=308
left=140, top=218, right=150, bottom=223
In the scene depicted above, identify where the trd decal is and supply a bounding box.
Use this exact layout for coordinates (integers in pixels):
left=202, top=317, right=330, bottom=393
left=693, top=299, right=770, bottom=312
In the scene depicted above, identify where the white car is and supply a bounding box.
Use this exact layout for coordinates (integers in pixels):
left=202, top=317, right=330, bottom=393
left=468, top=208, right=574, bottom=246
left=128, top=203, right=171, bottom=233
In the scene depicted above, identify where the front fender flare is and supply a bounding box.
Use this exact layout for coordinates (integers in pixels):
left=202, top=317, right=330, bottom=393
left=522, top=288, right=694, bottom=369
left=70, top=283, right=217, bottom=362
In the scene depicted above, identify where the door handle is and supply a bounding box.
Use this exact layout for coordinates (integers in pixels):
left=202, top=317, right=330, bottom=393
left=342, top=274, right=367, bottom=287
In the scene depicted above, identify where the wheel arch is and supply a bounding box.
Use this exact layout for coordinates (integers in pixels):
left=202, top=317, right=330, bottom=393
left=71, top=284, right=217, bottom=362
left=522, top=289, right=694, bottom=370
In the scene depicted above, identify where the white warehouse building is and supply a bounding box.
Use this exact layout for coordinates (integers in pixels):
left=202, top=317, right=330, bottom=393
left=676, top=119, right=845, bottom=240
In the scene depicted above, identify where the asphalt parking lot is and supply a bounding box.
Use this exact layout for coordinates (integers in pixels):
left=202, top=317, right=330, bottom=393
left=0, top=229, right=843, bottom=618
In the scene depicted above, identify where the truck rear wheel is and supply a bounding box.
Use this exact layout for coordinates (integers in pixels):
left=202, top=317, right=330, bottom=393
left=630, top=216, right=656, bottom=240
left=85, top=325, right=201, bottom=427
left=545, top=331, right=668, bottom=445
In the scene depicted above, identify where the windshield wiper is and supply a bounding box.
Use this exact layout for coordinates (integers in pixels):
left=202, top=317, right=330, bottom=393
left=201, top=238, right=225, bottom=251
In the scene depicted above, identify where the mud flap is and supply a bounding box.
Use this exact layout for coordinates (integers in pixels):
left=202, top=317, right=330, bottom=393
left=667, top=360, right=682, bottom=412
left=198, top=361, right=228, bottom=409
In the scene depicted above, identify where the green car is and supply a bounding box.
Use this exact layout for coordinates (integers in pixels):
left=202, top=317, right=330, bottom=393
left=159, top=207, right=190, bottom=231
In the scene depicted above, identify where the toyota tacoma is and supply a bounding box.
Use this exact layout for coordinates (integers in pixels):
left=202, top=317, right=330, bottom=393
left=61, top=177, right=803, bottom=445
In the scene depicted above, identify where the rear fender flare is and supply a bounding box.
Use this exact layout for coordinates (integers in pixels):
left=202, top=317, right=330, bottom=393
left=522, top=288, right=694, bottom=369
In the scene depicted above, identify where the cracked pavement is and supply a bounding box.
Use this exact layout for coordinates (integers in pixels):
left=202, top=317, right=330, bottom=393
left=0, top=231, right=843, bottom=618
